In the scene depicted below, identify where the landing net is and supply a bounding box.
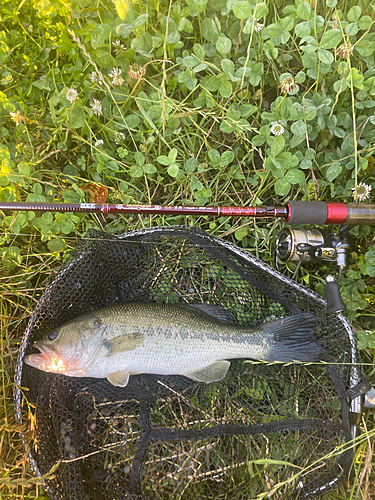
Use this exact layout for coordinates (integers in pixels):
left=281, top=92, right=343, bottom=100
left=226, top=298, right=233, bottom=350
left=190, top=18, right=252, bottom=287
left=14, top=227, right=367, bottom=499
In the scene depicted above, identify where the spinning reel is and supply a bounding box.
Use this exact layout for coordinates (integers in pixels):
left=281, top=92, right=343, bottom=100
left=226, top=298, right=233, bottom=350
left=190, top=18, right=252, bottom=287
left=276, top=225, right=351, bottom=315
left=276, top=225, right=375, bottom=424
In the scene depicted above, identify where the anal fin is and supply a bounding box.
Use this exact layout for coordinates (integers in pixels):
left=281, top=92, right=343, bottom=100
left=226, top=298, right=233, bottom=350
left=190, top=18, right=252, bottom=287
left=107, top=369, right=130, bottom=387
left=185, top=360, right=230, bottom=383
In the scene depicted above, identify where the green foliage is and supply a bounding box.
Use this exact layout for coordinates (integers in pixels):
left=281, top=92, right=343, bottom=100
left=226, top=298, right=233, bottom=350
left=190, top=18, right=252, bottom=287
left=356, top=328, right=375, bottom=349
left=1, top=0, right=374, bottom=222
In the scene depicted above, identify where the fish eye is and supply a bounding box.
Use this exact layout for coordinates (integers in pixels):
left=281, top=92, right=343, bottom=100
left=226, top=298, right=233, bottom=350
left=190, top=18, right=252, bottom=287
left=48, top=330, right=59, bottom=341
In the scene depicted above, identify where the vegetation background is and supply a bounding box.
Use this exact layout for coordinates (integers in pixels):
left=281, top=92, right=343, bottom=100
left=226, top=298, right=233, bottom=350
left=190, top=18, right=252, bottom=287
left=0, top=0, right=374, bottom=498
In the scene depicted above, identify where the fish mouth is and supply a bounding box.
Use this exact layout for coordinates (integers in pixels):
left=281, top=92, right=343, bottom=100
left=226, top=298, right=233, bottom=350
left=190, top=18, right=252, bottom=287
left=25, top=344, right=67, bottom=373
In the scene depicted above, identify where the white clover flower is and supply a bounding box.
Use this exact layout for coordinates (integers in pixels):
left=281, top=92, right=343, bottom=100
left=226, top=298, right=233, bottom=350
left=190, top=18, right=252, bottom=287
left=352, top=182, right=372, bottom=202
left=66, top=88, right=78, bottom=103
left=112, top=39, right=126, bottom=55
left=254, top=18, right=264, bottom=32
left=270, top=123, right=285, bottom=136
left=94, top=139, right=104, bottom=147
left=279, top=77, right=297, bottom=94
left=128, top=63, right=145, bottom=80
left=90, top=71, right=104, bottom=85
left=112, top=40, right=124, bottom=48
left=109, top=67, right=124, bottom=86
left=115, top=132, right=126, bottom=144
left=91, top=99, right=102, bottom=116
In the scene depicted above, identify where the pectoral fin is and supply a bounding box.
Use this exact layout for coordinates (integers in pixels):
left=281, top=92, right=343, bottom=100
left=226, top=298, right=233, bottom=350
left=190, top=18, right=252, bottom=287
left=103, top=331, right=145, bottom=355
left=185, top=360, right=230, bottom=383
left=107, top=369, right=130, bottom=387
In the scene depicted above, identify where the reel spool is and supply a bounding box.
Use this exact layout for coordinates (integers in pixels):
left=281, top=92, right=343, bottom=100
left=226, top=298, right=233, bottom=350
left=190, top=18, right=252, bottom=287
left=276, top=228, right=327, bottom=264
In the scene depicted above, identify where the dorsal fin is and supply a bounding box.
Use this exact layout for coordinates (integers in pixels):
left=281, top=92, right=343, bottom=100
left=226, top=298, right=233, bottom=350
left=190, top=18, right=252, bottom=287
left=180, top=303, right=235, bottom=323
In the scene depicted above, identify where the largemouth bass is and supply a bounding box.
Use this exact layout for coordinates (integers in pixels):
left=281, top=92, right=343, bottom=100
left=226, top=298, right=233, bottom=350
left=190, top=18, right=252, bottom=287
left=25, top=302, right=320, bottom=387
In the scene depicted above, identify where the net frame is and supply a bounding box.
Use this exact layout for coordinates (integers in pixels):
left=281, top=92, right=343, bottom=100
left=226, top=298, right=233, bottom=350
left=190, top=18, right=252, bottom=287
left=13, top=226, right=367, bottom=499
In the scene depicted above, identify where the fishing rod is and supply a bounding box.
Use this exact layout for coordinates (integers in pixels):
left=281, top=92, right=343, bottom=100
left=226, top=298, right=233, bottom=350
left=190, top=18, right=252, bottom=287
left=1, top=200, right=375, bottom=225
left=4, top=198, right=374, bottom=416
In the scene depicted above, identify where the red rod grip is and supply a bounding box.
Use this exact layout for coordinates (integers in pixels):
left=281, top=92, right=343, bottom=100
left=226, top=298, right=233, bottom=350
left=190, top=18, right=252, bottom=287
left=325, top=202, right=348, bottom=224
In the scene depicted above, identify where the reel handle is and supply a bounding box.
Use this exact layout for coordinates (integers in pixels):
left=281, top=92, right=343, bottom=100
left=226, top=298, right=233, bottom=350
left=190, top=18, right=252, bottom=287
left=325, top=276, right=345, bottom=315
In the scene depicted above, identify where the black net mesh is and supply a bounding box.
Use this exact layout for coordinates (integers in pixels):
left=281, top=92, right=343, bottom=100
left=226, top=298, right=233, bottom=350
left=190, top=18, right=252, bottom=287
left=14, top=226, right=366, bottom=499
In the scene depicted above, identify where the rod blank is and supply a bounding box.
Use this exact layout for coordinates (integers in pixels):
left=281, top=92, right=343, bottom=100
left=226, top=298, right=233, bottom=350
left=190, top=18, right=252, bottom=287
left=1, top=201, right=375, bottom=225
left=0, top=201, right=288, bottom=219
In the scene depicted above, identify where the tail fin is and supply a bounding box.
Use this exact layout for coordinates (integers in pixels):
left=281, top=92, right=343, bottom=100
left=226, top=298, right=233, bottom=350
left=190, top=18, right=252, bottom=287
left=264, top=313, right=321, bottom=362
